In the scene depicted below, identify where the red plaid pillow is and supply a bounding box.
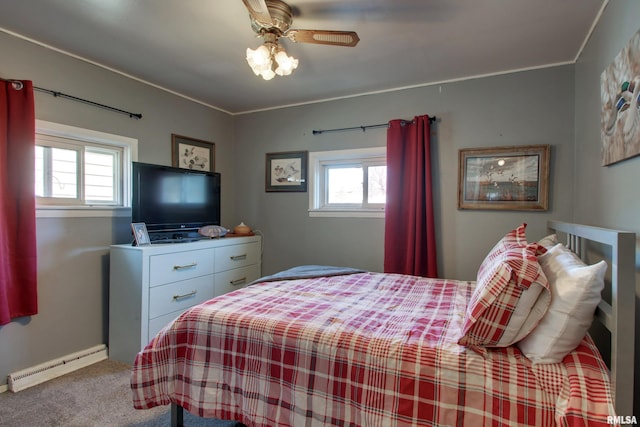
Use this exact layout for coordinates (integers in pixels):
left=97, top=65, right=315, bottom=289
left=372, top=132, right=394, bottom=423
left=484, top=223, right=528, bottom=254
left=458, top=225, right=549, bottom=347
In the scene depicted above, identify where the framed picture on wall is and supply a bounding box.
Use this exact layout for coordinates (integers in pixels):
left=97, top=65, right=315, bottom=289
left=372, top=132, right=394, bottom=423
left=458, top=144, right=550, bottom=211
left=600, top=29, right=640, bottom=166
left=171, top=134, right=215, bottom=171
left=131, top=222, right=151, bottom=246
left=265, top=151, right=308, bottom=192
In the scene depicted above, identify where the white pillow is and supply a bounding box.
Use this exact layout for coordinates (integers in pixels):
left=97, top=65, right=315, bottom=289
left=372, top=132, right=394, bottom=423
left=498, top=281, right=548, bottom=344
left=517, top=243, right=607, bottom=363
left=537, top=233, right=558, bottom=249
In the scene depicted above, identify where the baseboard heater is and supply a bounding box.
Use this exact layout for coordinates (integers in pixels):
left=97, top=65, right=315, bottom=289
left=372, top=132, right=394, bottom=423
left=7, top=344, right=108, bottom=392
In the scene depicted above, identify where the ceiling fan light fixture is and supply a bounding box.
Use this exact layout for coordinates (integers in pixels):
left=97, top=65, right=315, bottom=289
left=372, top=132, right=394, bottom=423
left=274, top=49, right=298, bottom=76
left=261, top=67, right=276, bottom=81
left=246, top=41, right=298, bottom=80
left=246, top=45, right=272, bottom=75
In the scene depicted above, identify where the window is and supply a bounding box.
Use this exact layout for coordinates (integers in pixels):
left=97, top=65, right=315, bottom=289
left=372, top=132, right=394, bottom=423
left=35, top=120, right=137, bottom=217
left=309, top=147, right=386, bottom=218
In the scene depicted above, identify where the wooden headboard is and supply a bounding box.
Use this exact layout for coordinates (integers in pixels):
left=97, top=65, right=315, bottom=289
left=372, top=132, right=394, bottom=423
left=547, top=220, right=636, bottom=415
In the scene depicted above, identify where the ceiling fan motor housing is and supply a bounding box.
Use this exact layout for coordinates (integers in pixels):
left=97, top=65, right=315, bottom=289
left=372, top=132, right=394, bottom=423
left=250, top=0, right=293, bottom=35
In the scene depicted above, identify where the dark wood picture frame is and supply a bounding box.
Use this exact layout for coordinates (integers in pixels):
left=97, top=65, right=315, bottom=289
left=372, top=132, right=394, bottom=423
left=171, top=134, right=215, bottom=172
left=265, top=151, right=308, bottom=192
left=458, top=144, right=550, bottom=211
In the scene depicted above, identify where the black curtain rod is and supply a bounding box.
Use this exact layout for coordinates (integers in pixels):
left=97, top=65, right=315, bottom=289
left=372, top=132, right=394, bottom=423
left=1, top=77, right=143, bottom=120
left=34, top=87, right=143, bottom=120
left=312, top=116, right=437, bottom=135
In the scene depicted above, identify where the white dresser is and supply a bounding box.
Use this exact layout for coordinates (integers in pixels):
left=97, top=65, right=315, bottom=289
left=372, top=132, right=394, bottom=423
left=108, top=235, right=261, bottom=363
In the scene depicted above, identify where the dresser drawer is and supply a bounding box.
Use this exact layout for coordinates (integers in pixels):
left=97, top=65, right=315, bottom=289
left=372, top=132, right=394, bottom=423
left=214, top=242, right=260, bottom=272
left=215, top=264, right=261, bottom=296
left=148, top=275, right=214, bottom=319
left=149, top=248, right=215, bottom=287
left=148, top=311, right=182, bottom=343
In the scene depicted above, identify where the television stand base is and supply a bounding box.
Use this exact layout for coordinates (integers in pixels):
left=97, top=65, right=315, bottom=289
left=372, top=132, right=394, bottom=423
left=147, top=230, right=204, bottom=244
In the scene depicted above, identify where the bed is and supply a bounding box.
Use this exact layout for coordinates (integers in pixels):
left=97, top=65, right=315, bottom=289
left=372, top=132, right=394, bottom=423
left=130, top=220, right=636, bottom=426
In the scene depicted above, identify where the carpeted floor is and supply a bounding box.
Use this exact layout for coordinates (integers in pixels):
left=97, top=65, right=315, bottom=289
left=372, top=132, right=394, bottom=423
left=0, top=359, right=239, bottom=427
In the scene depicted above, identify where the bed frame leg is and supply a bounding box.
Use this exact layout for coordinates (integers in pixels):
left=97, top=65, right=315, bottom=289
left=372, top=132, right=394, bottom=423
left=171, top=402, right=184, bottom=427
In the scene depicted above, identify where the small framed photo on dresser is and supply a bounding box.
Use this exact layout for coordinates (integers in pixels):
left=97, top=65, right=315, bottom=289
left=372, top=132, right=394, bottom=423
left=131, top=222, right=151, bottom=246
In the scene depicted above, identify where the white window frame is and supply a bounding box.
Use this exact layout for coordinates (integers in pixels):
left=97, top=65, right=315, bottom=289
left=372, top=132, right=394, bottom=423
left=35, top=120, right=137, bottom=218
left=309, top=147, right=386, bottom=218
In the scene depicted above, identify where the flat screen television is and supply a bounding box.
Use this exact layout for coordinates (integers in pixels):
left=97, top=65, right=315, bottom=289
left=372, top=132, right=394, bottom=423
left=132, top=162, right=221, bottom=237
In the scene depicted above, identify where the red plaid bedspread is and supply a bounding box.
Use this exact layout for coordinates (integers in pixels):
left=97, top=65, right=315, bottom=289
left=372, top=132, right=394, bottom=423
left=131, top=272, right=616, bottom=426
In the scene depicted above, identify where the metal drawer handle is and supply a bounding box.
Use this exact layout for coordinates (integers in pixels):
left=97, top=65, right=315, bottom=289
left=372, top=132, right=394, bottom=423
left=173, top=262, right=197, bottom=271
left=173, top=290, right=197, bottom=300
left=230, top=254, right=247, bottom=261
left=230, top=277, right=247, bottom=286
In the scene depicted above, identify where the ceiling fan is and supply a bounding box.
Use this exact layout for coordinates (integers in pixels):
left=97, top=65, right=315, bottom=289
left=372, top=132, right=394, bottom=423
left=241, top=0, right=360, bottom=80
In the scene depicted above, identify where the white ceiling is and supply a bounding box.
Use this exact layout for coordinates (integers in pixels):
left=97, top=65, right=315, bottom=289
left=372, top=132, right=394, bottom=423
left=0, top=0, right=606, bottom=114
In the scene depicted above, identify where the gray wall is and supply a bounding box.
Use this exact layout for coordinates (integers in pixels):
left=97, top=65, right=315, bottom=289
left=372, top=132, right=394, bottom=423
left=573, top=0, right=640, bottom=415
left=0, top=31, right=235, bottom=383
left=233, top=66, right=576, bottom=279
left=0, top=1, right=638, bottom=413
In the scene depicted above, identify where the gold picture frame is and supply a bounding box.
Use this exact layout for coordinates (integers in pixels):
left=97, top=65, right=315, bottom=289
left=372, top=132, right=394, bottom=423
left=458, top=144, right=550, bottom=211
left=171, top=134, right=215, bottom=171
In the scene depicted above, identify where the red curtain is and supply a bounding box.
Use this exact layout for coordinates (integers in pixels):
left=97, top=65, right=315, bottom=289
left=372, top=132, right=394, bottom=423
left=0, top=80, right=37, bottom=325
left=384, top=115, right=438, bottom=277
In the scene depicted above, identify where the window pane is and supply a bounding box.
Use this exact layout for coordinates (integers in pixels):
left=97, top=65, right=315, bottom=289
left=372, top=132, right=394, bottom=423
left=367, top=165, right=387, bottom=204
left=48, top=147, right=78, bottom=198
left=328, top=167, right=362, bottom=204
left=85, top=150, right=116, bottom=202
left=35, top=121, right=132, bottom=210
left=35, top=146, right=44, bottom=197
left=309, top=148, right=386, bottom=218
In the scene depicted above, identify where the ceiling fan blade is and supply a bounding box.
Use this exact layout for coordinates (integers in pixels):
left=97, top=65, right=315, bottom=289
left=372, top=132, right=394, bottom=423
left=286, top=29, right=360, bottom=47
left=241, top=0, right=273, bottom=26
